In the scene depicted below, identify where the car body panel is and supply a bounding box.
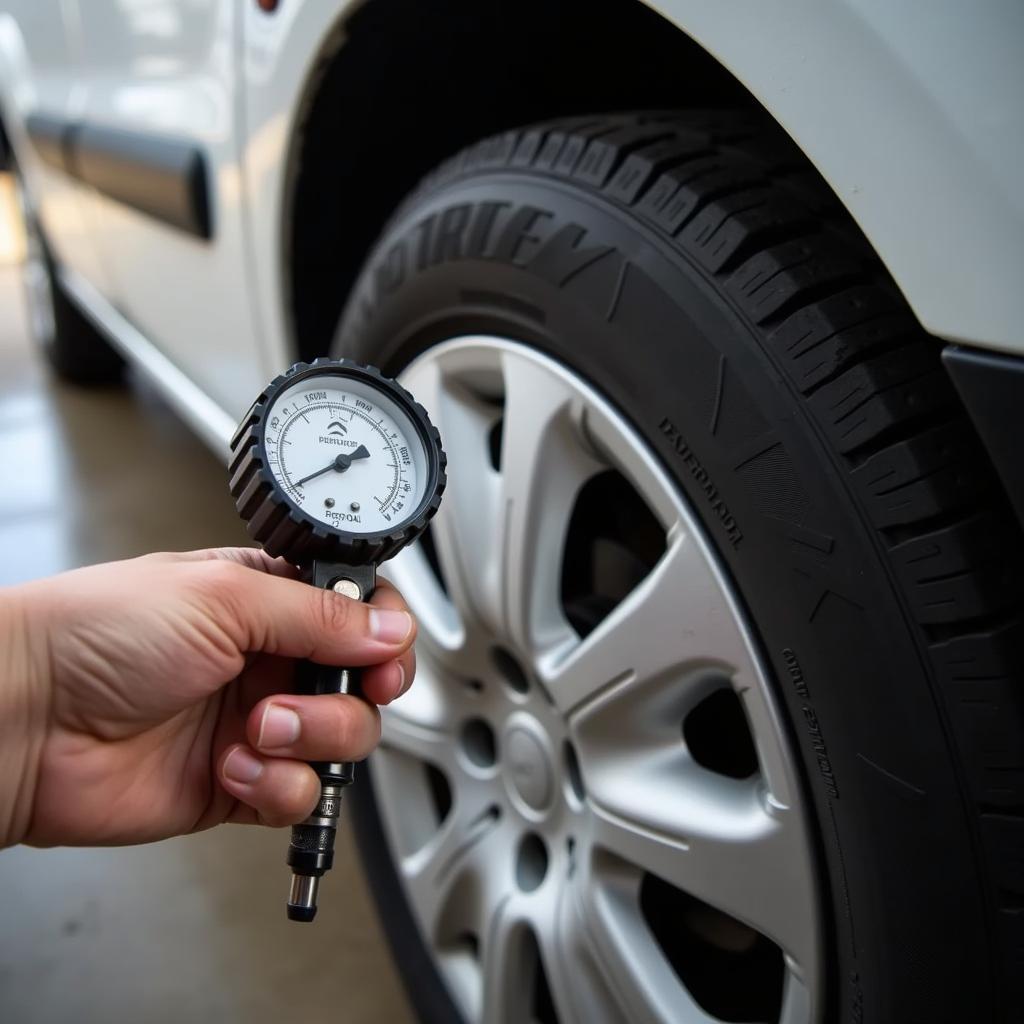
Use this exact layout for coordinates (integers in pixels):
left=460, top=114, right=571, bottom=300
left=238, top=0, right=354, bottom=388
left=0, top=0, right=1021, bottom=451
left=240, top=0, right=1024, bottom=382
left=650, top=0, right=1024, bottom=355
left=70, top=0, right=272, bottom=417
left=0, top=2, right=109, bottom=291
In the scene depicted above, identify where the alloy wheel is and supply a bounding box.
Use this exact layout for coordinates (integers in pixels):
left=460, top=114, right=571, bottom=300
left=376, top=336, right=822, bottom=1023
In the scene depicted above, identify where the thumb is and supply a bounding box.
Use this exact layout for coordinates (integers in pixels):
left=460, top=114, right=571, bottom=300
left=195, top=561, right=415, bottom=666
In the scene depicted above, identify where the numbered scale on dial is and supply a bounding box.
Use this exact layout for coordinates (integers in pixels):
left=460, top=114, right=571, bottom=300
left=265, top=376, right=425, bottom=533
left=229, top=358, right=446, bottom=923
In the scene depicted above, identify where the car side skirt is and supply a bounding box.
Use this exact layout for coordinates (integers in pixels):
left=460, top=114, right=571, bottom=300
left=59, top=265, right=235, bottom=456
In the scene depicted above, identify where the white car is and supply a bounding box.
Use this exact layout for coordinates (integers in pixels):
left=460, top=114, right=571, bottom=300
left=2, top=2, right=1023, bottom=1021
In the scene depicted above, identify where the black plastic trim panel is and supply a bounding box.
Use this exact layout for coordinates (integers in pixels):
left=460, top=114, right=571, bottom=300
left=25, top=112, right=211, bottom=239
left=25, top=113, right=72, bottom=174
left=944, top=344, right=1024, bottom=530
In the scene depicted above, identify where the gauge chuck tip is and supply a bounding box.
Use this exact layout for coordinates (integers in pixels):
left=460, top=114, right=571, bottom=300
left=287, top=872, right=320, bottom=922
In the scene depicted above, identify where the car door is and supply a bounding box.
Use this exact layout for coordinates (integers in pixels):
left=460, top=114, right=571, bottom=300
left=72, top=0, right=271, bottom=422
left=0, top=0, right=109, bottom=293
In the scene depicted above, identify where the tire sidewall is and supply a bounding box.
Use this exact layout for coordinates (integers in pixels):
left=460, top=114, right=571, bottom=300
left=340, top=175, right=992, bottom=1023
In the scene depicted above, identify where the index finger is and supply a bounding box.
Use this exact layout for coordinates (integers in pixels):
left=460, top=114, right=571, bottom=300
left=192, top=560, right=416, bottom=666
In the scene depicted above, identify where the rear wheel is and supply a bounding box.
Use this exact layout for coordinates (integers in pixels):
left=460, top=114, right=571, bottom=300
left=339, top=111, right=1024, bottom=1023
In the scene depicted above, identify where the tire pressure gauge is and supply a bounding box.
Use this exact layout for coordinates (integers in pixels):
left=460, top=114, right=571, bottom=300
left=229, top=358, right=446, bottom=922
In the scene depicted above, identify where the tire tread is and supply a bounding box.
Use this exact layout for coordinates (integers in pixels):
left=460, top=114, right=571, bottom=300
left=399, top=110, right=1024, bottom=1013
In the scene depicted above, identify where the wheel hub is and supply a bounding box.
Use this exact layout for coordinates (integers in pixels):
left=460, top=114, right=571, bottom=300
left=503, top=719, right=554, bottom=814
left=373, top=336, right=823, bottom=1023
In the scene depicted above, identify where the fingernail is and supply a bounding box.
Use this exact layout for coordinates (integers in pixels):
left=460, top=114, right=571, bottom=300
left=369, top=608, right=413, bottom=644
left=223, top=747, right=263, bottom=784
left=258, top=703, right=301, bottom=749
left=391, top=662, right=407, bottom=700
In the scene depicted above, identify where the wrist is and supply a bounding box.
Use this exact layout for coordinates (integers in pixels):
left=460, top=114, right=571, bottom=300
left=0, top=585, right=52, bottom=847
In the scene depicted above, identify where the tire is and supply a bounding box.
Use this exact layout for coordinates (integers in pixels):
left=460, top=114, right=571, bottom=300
left=13, top=172, right=123, bottom=385
left=339, top=111, right=1024, bottom=1023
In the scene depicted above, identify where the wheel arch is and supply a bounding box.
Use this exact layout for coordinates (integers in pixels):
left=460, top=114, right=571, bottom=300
left=281, top=0, right=754, bottom=362
left=260, top=0, right=1024, bottom=366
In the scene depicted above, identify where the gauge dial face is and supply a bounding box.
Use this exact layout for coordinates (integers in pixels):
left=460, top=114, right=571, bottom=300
left=262, top=373, right=429, bottom=535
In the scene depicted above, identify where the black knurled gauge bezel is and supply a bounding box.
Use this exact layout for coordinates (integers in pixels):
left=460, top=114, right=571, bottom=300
left=230, top=358, right=446, bottom=566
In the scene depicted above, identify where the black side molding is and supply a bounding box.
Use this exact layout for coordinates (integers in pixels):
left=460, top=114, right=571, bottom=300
left=24, top=113, right=212, bottom=240
left=25, top=113, right=73, bottom=175
left=944, top=345, right=1024, bottom=530
left=72, top=122, right=211, bottom=238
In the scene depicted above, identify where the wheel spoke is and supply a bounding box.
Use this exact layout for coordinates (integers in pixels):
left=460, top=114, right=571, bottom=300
left=383, top=543, right=464, bottom=667
left=780, top=971, right=814, bottom=1024
left=401, top=800, right=506, bottom=947
left=569, top=870, right=721, bottom=1024
left=493, top=348, right=602, bottom=657
left=541, top=528, right=741, bottom=716
left=532, top=883, right=629, bottom=1024
left=379, top=664, right=461, bottom=771
left=401, top=356, right=506, bottom=631
left=479, top=897, right=536, bottom=1024
left=586, top=782, right=818, bottom=974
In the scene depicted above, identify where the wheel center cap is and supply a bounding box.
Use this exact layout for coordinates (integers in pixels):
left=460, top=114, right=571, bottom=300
left=504, top=726, right=553, bottom=811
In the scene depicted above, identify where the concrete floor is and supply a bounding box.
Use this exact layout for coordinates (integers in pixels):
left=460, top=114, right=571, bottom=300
left=0, top=184, right=414, bottom=1023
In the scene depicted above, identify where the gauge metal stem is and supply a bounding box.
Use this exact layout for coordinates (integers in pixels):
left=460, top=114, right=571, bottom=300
left=284, top=562, right=376, bottom=922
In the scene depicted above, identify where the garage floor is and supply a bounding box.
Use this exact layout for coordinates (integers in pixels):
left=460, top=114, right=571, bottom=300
left=0, top=180, right=414, bottom=1024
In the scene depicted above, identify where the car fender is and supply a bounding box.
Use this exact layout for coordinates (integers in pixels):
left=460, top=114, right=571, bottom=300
left=243, top=0, right=1024, bottom=368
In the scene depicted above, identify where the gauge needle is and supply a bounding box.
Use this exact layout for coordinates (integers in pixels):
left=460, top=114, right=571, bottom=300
left=295, top=445, right=371, bottom=488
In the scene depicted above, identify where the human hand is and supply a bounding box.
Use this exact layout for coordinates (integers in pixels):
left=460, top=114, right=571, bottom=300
left=0, top=547, right=416, bottom=848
